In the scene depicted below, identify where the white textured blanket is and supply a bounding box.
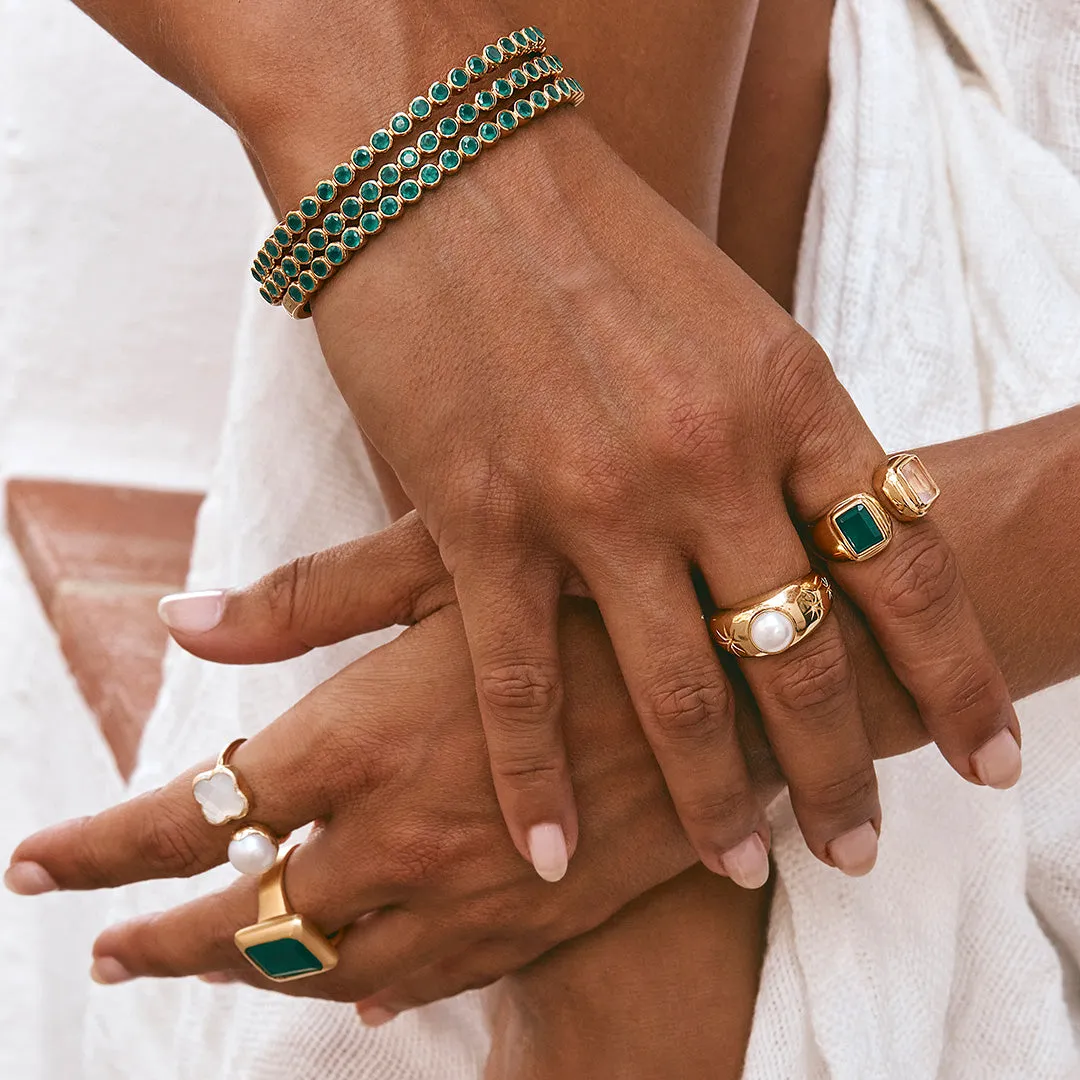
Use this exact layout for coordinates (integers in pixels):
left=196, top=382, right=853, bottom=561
left=80, top=0, right=1080, bottom=1076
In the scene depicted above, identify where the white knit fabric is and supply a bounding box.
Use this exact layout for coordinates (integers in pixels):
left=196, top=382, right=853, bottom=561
left=78, top=0, right=1080, bottom=1076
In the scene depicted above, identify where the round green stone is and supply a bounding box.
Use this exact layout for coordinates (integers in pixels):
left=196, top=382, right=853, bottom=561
left=429, top=81, right=451, bottom=103
left=439, top=149, right=461, bottom=172
left=273, top=225, right=291, bottom=245
left=399, top=179, right=421, bottom=202
left=326, top=243, right=345, bottom=265
left=419, top=163, right=442, bottom=187
left=499, top=37, right=517, bottom=55
left=418, top=131, right=439, bottom=153
left=409, top=96, right=431, bottom=119
left=341, top=228, right=363, bottom=249
left=476, top=90, right=496, bottom=111
left=324, top=213, right=344, bottom=235
left=483, top=44, right=502, bottom=64
left=286, top=212, right=306, bottom=232
left=397, top=148, right=420, bottom=169
left=513, top=31, right=529, bottom=49
left=437, top=116, right=458, bottom=138
left=294, top=244, right=312, bottom=264
left=308, top=229, right=326, bottom=250
left=370, top=129, right=392, bottom=152
left=493, top=78, right=513, bottom=99
left=287, top=285, right=305, bottom=304
left=265, top=239, right=280, bottom=258
left=379, top=195, right=401, bottom=218
left=459, top=135, right=480, bottom=157
left=333, top=163, right=354, bottom=186
left=298, top=272, right=316, bottom=291
left=271, top=269, right=288, bottom=289
left=360, top=180, right=382, bottom=202
left=478, top=122, right=500, bottom=143
left=341, top=197, right=362, bottom=219
left=525, top=26, right=541, bottom=43
left=281, top=257, right=299, bottom=278
left=530, top=90, right=548, bottom=110
left=311, top=258, right=330, bottom=279
left=466, top=55, right=487, bottom=76
left=351, top=146, right=373, bottom=170
left=449, top=67, right=469, bottom=89
left=299, top=196, right=319, bottom=218
left=360, top=212, right=382, bottom=234
left=315, top=180, right=336, bottom=202
left=378, top=163, right=400, bottom=186
left=514, top=99, right=534, bottom=120
left=510, top=68, right=528, bottom=88
left=497, top=109, right=518, bottom=131
left=390, top=112, right=412, bottom=135
left=457, top=103, right=478, bottom=124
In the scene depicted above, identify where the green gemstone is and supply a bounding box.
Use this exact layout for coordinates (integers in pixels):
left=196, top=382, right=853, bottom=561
left=351, top=146, right=373, bottom=170
left=449, top=67, right=469, bottom=89
left=311, top=258, right=330, bottom=278
left=379, top=195, right=401, bottom=218
left=333, top=163, right=354, bottom=186
left=390, top=112, right=412, bottom=135
left=430, top=81, right=451, bottom=104
left=513, top=31, right=529, bottom=49
left=370, top=129, right=392, bottom=152
left=536, top=56, right=551, bottom=74
left=281, top=257, right=299, bottom=278
left=315, top=180, right=336, bottom=202
left=478, top=122, right=499, bottom=143
left=510, top=68, right=528, bottom=88
left=324, top=213, right=344, bottom=235
left=523, top=61, right=540, bottom=80
left=497, top=109, right=517, bottom=131
left=419, top=163, right=442, bottom=186
left=360, top=180, right=381, bottom=202
left=272, top=269, right=288, bottom=288
left=299, top=196, right=319, bottom=218
left=250, top=266, right=262, bottom=282
left=467, top=55, right=487, bottom=76
left=244, top=939, right=324, bottom=980
left=437, top=116, right=458, bottom=139
left=476, top=90, right=496, bottom=111
left=294, top=244, right=312, bottom=264
left=360, top=212, right=382, bottom=234
left=514, top=99, right=533, bottom=120
left=257, top=250, right=271, bottom=269
left=286, top=211, right=306, bottom=232
left=273, top=225, right=291, bottom=245
left=265, top=239, right=280, bottom=258
left=493, top=78, right=513, bottom=99
left=484, top=44, right=503, bottom=64
left=836, top=502, right=886, bottom=555
left=341, top=227, right=363, bottom=249
left=341, top=197, right=362, bottom=219
left=550, top=55, right=563, bottom=71
left=525, top=26, right=540, bottom=43
left=399, top=179, right=421, bottom=202
left=258, top=286, right=272, bottom=304
left=439, top=149, right=461, bottom=172
left=298, top=271, right=316, bottom=291
left=287, top=284, right=305, bottom=304
left=308, top=229, right=326, bottom=250
left=326, top=243, right=345, bottom=265
left=409, top=96, right=432, bottom=120
left=398, top=147, right=420, bottom=169
left=378, top=163, right=400, bottom=186
left=457, top=103, right=478, bottom=124
left=418, top=131, right=439, bottom=153
left=557, top=78, right=570, bottom=95
left=530, top=90, right=548, bottom=110
left=499, top=37, right=517, bottom=55
left=459, top=135, right=480, bottom=157
left=545, top=83, right=561, bottom=102
left=265, top=279, right=281, bottom=298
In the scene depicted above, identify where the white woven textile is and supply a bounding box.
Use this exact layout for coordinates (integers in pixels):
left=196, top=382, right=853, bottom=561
left=73, top=0, right=1080, bottom=1076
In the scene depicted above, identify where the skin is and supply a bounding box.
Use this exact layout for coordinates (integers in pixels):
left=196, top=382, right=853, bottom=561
left=62, top=0, right=1023, bottom=890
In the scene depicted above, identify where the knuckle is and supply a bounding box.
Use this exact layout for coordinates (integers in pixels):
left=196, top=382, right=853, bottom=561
left=938, top=657, right=1008, bottom=724
left=493, top=754, right=565, bottom=794
left=134, top=802, right=209, bottom=877
left=262, top=553, right=314, bottom=634
left=797, top=765, right=879, bottom=821
left=479, top=660, right=562, bottom=721
left=874, top=532, right=961, bottom=622
left=647, top=674, right=734, bottom=744
left=644, top=392, right=740, bottom=471
left=554, top=442, right=635, bottom=523
left=680, top=786, right=757, bottom=837
left=765, top=633, right=854, bottom=724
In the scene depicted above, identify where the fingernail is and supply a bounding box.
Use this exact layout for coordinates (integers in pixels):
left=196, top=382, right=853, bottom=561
left=90, top=957, right=133, bottom=985
left=527, top=823, right=568, bottom=883
left=971, top=729, right=1022, bottom=789
left=157, top=590, right=225, bottom=634
left=4, top=861, right=57, bottom=896
left=358, top=1005, right=397, bottom=1027
left=720, top=834, right=770, bottom=890
left=827, top=822, right=878, bottom=877
left=198, top=972, right=237, bottom=985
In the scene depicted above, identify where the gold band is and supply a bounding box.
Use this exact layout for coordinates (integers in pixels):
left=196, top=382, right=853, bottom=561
left=873, top=452, right=940, bottom=521
left=234, top=848, right=341, bottom=982
left=809, top=493, right=894, bottom=562
left=710, top=573, right=833, bottom=658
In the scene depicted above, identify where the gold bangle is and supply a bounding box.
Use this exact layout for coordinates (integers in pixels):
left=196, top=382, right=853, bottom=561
left=809, top=493, right=894, bottom=562
left=710, top=573, right=833, bottom=658
left=873, top=452, right=940, bottom=520
left=234, top=847, right=341, bottom=982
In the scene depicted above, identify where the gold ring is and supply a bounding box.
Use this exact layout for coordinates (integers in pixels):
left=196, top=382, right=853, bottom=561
left=192, top=739, right=282, bottom=877
left=234, top=847, right=342, bottom=982
left=873, top=452, right=940, bottom=521
left=710, top=573, right=833, bottom=658
left=810, top=493, right=893, bottom=562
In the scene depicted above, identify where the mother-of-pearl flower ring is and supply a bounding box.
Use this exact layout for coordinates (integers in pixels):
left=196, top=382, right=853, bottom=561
left=192, top=739, right=282, bottom=877
left=709, top=573, right=833, bottom=659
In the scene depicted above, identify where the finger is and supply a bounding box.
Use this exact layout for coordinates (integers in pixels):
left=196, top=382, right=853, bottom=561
left=698, top=501, right=881, bottom=876
left=157, top=512, right=452, bottom=664
left=586, top=560, right=770, bottom=890
left=791, top=420, right=1021, bottom=789
left=455, top=561, right=578, bottom=884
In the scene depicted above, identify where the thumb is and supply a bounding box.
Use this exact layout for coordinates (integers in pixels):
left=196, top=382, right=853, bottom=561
left=157, top=512, right=453, bottom=664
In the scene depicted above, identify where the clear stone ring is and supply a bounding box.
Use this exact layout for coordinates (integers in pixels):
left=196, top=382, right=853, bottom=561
left=709, top=573, right=833, bottom=659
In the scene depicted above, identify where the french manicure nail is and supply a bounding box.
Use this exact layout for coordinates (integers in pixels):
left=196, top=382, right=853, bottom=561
left=90, top=957, right=133, bottom=985
left=358, top=1005, right=397, bottom=1028
left=827, top=822, right=878, bottom=877
left=4, top=861, right=57, bottom=896
left=971, top=729, right=1022, bottom=789
left=720, top=834, right=770, bottom=890
left=527, top=823, right=568, bottom=883
left=157, top=590, right=226, bottom=634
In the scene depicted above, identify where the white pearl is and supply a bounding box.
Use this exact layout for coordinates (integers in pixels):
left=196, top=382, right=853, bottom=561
left=228, top=830, right=278, bottom=876
left=748, top=609, right=796, bottom=654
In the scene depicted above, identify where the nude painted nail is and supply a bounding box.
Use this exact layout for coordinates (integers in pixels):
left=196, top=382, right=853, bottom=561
left=358, top=1005, right=397, bottom=1028
left=198, top=972, right=238, bottom=985
left=157, top=590, right=225, bottom=634
left=90, top=957, right=133, bottom=985
left=720, top=834, right=770, bottom=890
left=4, top=861, right=57, bottom=896
left=527, top=823, right=568, bottom=883
left=971, top=729, right=1022, bottom=789
left=827, top=822, right=878, bottom=877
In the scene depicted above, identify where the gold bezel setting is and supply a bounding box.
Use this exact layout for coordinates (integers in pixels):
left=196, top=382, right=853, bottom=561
left=873, top=453, right=940, bottom=521
left=710, top=573, right=833, bottom=658
left=810, top=493, right=894, bottom=562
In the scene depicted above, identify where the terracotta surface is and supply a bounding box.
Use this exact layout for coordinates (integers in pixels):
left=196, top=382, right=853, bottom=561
left=7, top=479, right=202, bottom=778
